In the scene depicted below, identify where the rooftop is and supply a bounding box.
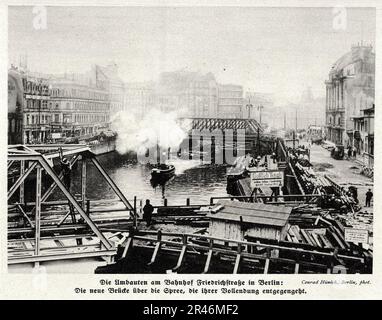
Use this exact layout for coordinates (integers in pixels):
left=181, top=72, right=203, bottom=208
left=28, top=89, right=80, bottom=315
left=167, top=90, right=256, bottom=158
left=330, top=45, right=374, bottom=76
left=208, top=200, right=292, bottom=227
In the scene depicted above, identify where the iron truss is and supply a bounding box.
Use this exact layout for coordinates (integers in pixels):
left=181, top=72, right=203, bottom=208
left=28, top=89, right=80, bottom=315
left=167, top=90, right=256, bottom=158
left=179, top=117, right=263, bottom=133
left=7, top=144, right=135, bottom=265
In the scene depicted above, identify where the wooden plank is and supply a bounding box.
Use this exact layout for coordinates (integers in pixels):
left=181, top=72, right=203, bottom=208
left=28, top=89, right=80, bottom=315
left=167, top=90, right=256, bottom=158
left=148, top=241, right=161, bottom=265
left=311, top=232, right=323, bottom=248
left=300, top=229, right=315, bottom=246
left=233, top=254, right=241, bottom=274
left=318, top=234, right=333, bottom=249
left=290, top=225, right=303, bottom=242
left=263, top=258, right=270, bottom=274
left=173, top=245, right=187, bottom=271
left=121, top=237, right=133, bottom=258
left=203, top=250, right=213, bottom=274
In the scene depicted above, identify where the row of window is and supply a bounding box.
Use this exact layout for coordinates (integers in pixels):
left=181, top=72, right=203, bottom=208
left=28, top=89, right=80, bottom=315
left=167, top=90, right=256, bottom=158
left=50, top=88, right=109, bottom=101
left=218, top=98, right=244, bottom=105
left=23, top=112, right=109, bottom=126
left=73, top=101, right=109, bottom=112
left=47, top=100, right=109, bottom=112
left=74, top=113, right=109, bottom=124
left=326, top=83, right=344, bottom=110
left=25, top=99, right=48, bottom=109
left=24, top=113, right=50, bottom=125
left=218, top=91, right=243, bottom=98
left=22, top=79, right=49, bottom=95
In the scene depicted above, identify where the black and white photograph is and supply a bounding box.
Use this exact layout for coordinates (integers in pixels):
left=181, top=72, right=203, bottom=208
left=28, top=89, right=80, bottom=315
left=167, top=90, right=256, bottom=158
left=7, top=4, right=375, bottom=276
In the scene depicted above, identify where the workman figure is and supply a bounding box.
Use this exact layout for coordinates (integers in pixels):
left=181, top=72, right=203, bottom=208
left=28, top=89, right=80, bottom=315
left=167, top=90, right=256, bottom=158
left=347, top=146, right=352, bottom=159
left=60, top=154, right=75, bottom=223
left=365, top=189, right=373, bottom=207
left=143, top=199, right=154, bottom=226
left=60, top=157, right=72, bottom=189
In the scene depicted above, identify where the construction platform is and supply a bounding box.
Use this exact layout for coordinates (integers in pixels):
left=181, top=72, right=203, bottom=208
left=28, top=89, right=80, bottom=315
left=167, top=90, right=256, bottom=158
left=7, top=144, right=136, bottom=265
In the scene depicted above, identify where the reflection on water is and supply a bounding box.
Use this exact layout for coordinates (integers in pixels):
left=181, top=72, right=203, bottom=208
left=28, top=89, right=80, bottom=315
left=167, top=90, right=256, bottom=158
left=65, top=152, right=229, bottom=206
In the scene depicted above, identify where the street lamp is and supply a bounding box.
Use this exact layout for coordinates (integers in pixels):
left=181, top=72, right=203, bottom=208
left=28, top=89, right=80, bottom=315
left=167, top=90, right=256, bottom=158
left=246, top=100, right=253, bottom=119
left=257, top=105, right=264, bottom=124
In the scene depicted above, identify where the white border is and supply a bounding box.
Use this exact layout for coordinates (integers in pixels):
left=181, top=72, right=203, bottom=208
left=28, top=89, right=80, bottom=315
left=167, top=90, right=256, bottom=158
left=1, top=0, right=381, bottom=300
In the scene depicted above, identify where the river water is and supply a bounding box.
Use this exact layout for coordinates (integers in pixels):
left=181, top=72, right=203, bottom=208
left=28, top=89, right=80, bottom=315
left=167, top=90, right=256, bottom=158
left=69, top=151, right=229, bottom=207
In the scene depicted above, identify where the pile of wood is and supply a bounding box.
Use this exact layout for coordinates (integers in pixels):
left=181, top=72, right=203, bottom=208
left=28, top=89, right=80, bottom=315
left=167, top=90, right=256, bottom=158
left=286, top=222, right=349, bottom=250
left=293, top=160, right=332, bottom=192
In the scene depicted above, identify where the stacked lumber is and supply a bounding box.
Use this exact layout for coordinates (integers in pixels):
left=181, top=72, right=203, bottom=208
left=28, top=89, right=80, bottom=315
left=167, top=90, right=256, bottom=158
left=294, top=161, right=332, bottom=190
left=286, top=224, right=342, bottom=249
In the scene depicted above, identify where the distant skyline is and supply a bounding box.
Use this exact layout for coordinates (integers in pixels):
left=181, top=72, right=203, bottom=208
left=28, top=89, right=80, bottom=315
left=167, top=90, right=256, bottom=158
left=9, top=6, right=375, bottom=104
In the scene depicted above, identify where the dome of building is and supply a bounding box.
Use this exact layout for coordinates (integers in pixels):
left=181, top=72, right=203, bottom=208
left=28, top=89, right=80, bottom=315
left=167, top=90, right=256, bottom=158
left=330, top=45, right=374, bottom=76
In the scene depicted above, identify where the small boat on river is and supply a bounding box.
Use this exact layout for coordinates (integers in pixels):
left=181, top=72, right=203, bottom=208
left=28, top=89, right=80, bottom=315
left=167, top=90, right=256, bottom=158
left=151, top=164, right=175, bottom=177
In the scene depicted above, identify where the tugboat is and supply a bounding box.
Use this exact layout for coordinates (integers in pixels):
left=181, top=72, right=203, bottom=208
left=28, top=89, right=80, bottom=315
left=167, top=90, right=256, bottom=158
left=151, top=141, right=176, bottom=178
left=151, top=163, right=175, bottom=177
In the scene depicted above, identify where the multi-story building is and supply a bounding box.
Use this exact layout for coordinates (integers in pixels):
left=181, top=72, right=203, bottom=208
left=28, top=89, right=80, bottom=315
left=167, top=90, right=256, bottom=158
left=8, top=67, right=51, bottom=144
left=22, top=74, right=51, bottom=144
left=325, top=44, right=375, bottom=148
left=122, top=71, right=243, bottom=120
left=217, top=84, right=243, bottom=119
left=8, top=68, right=24, bottom=144
left=94, top=63, right=125, bottom=116
left=49, top=72, right=110, bottom=140
left=155, top=71, right=218, bottom=118
left=351, top=104, right=374, bottom=168
left=124, top=82, right=156, bottom=120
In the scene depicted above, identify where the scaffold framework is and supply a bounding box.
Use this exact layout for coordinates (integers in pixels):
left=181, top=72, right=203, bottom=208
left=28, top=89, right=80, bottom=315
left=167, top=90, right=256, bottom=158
left=7, top=144, right=135, bottom=265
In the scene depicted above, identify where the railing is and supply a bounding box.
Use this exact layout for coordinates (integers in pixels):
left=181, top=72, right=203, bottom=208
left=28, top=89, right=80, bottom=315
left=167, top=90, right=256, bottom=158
left=117, top=229, right=365, bottom=274
left=210, top=194, right=322, bottom=205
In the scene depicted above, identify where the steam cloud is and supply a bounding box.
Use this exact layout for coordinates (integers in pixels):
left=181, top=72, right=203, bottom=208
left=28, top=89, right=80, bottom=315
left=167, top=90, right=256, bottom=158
left=111, top=109, right=191, bottom=158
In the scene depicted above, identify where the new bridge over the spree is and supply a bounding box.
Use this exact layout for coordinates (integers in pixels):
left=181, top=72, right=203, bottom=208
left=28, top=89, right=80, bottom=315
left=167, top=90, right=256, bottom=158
left=177, top=117, right=277, bottom=154
left=178, top=117, right=263, bottom=133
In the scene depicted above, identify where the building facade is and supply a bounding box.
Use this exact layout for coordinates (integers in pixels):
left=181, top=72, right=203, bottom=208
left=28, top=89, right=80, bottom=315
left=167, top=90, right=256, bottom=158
left=123, top=82, right=156, bottom=120
left=94, top=63, right=125, bottom=116
left=325, top=45, right=375, bottom=150
left=8, top=68, right=51, bottom=144
left=155, top=71, right=219, bottom=118
left=352, top=104, right=374, bottom=168
left=22, top=74, right=51, bottom=144
left=8, top=68, right=24, bottom=144
left=118, top=70, right=243, bottom=120
left=218, top=84, right=243, bottom=119
left=49, top=73, right=110, bottom=141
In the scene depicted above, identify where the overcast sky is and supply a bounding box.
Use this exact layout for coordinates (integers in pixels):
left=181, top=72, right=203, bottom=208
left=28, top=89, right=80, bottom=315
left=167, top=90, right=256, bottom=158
left=8, top=6, right=375, bottom=103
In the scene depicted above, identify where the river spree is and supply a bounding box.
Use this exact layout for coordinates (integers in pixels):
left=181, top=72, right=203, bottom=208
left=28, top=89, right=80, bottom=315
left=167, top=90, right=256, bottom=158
left=70, top=151, right=229, bottom=206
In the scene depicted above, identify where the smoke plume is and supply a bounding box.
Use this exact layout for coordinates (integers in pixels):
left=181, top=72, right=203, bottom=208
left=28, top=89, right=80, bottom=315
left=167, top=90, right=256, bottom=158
left=111, top=109, right=191, bottom=158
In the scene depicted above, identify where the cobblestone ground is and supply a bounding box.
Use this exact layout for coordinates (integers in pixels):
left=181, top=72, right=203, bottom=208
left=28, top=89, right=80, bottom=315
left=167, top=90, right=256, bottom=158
left=308, top=143, right=374, bottom=211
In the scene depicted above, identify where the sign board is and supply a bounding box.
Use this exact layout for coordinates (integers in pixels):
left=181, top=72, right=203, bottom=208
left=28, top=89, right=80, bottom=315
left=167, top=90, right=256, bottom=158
left=344, top=228, right=369, bottom=244
left=51, top=133, right=62, bottom=139
left=249, top=169, right=284, bottom=188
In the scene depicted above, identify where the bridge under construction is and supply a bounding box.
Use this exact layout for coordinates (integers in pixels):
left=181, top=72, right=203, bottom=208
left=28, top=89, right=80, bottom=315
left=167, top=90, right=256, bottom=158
left=6, top=130, right=372, bottom=273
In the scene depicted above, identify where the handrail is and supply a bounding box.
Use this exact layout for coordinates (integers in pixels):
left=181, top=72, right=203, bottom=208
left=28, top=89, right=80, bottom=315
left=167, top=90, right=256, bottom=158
left=209, top=194, right=322, bottom=205
left=133, top=230, right=363, bottom=262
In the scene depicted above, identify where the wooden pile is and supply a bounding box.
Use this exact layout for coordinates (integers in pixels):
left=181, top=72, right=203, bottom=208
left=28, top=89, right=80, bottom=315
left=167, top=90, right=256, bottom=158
left=286, top=223, right=349, bottom=250
left=294, top=161, right=332, bottom=190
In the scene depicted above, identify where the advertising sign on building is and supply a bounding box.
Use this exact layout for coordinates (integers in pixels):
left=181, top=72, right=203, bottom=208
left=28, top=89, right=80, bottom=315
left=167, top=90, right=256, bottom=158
left=51, top=133, right=62, bottom=139
left=249, top=169, right=284, bottom=188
